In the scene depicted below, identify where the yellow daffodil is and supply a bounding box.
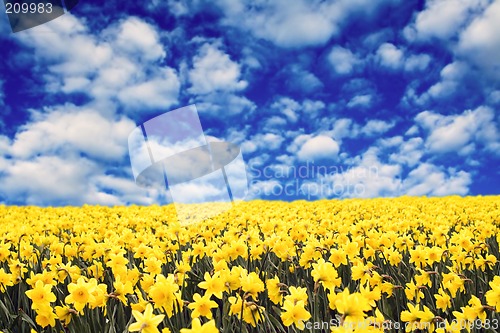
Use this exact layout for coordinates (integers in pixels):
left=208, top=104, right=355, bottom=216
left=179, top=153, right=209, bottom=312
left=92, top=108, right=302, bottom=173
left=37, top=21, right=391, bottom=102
left=129, top=303, right=165, bottom=333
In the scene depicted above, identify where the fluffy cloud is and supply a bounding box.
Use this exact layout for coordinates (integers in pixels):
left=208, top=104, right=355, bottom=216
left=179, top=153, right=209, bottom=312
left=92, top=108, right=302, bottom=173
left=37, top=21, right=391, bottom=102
left=10, top=106, right=135, bottom=161
left=322, top=117, right=395, bottom=142
left=458, top=1, right=500, bottom=81
left=14, top=14, right=106, bottom=74
left=387, top=137, right=424, bottom=167
left=317, top=142, right=472, bottom=198
left=347, top=94, right=373, bottom=108
left=15, top=15, right=179, bottom=112
left=262, top=116, right=287, bottom=132
left=403, top=163, right=471, bottom=196
left=376, top=43, right=404, bottom=69
left=271, top=98, right=299, bottom=123
left=404, top=0, right=488, bottom=41
left=0, top=155, right=159, bottom=206
left=427, top=61, right=468, bottom=99
left=328, top=46, right=360, bottom=75
left=297, top=135, right=340, bottom=162
left=242, top=133, right=285, bottom=154
left=404, top=54, right=432, bottom=72
left=215, top=0, right=337, bottom=48
left=191, top=92, right=256, bottom=117
left=415, top=106, right=499, bottom=155
left=360, top=120, right=395, bottom=137
left=186, top=43, right=253, bottom=117
left=328, top=118, right=357, bottom=142
left=214, top=0, right=401, bottom=48
left=0, top=103, right=164, bottom=205
left=404, top=61, right=469, bottom=105
left=282, top=64, right=323, bottom=93
left=117, top=67, right=180, bottom=110
left=112, top=17, right=166, bottom=62
left=1, top=155, right=97, bottom=205
left=268, top=97, right=325, bottom=126
left=188, top=43, right=248, bottom=94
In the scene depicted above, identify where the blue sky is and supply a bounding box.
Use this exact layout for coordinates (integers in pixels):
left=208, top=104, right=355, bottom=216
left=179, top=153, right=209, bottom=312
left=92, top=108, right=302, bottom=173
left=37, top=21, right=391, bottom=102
left=0, top=0, right=498, bottom=206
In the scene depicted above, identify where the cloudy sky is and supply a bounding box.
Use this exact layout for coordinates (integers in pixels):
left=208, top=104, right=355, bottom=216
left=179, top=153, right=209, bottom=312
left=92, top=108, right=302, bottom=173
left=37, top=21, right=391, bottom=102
left=0, top=0, right=498, bottom=206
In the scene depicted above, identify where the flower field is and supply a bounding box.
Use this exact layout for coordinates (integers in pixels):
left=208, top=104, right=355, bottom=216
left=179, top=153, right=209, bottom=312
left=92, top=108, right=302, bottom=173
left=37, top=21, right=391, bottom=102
left=0, top=196, right=499, bottom=333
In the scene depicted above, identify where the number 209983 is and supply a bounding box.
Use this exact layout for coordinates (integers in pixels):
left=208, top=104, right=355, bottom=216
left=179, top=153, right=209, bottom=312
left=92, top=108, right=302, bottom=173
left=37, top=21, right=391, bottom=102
left=5, top=2, right=53, bottom=14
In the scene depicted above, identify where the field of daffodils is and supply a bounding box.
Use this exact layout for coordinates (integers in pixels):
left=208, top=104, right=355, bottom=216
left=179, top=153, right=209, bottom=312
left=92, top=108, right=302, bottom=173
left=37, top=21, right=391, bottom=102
left=0, top=196, right=499, bottom=332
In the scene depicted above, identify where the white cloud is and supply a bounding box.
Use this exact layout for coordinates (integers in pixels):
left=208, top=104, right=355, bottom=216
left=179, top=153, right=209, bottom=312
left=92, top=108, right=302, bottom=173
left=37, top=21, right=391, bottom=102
left=415, top=106, right=499, bottom=155
left=216, top=0, right=336, bottom=48
left=10, top=106, right=135, bottom=161
left=192, top=93, right=256, bottom=116
left=458, top=1, right=500, bottom=81
left=92, top=174, right=161, bottom=205
left=188, top=43, right=248, bottom=94
left=404, top=54, right=432, bottom=72
left=15, top=14, right=101, bottom=72
left=0, top=104, right=164, bottom=206
left=284, top=64, right=323, bottom=93
left=362, top=29, right=394, bottom=49
left=0, top=154, right=160, bottom=206
left=241, top=141, right=258, bottom=154
left=245, top=129, right=476, bottom=200
left=297, top=135, right=340, bottom=162
left=327, top=46, right=360, bottom=75
left=405, top=0, right=489, bottom=41
left=427, top=61, right=468, bottom=99
left=263, top=116, right=287, bottom=131
left=302, top=100, right=326, bottom=117
left=377, top=136, right=404, bottom=149
left=112, top=17, right=166, bottom=62
left=405, top=61, right=469, bottom=105
left=328, top=118, right=359, bottom=142
left=15, top=14, right=179, bottom=112
left=164, top=0, right=190, bottom=16
left=270, top=97, right=325, bottom=124
left=281, top=108, right=298, bottom=123
left=360, top=120, right=394, bottom=137
left=0, top=155, right=97, bottom=205
left=387, top=137, right=424, bottom=167
left=403, top=163, right=471, bottom=196
left=271, top=97, right=299, bottom=123
left=405, top=125, right=419, bottom=136
left=214, top=0, right=401, bottom=48
left=168, top=177, right=231, bottom=203
left=243, top=133, right=285, bottom=154
left=118, top=67, right=180, bottom=110
left=317, top=142, right=471, bottom=198
left=376, top=43, right=404, bottom=69
left=487, top=90, right=500, bottom=105
left=287, top=134, right=311, bottom=155
left=347, top=94, right=373, bottom=108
